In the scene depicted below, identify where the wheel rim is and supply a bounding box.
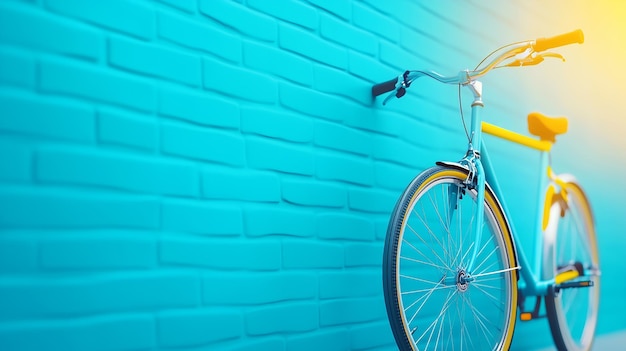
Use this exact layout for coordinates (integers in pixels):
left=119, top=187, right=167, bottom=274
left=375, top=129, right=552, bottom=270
left=550, top=185, right=599, bottom=351
left=392, top=172, right=516, bottom=350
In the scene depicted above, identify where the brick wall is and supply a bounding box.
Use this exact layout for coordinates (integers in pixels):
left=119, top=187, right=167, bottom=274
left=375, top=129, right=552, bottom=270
left=1, top=1, right=623, bottom=350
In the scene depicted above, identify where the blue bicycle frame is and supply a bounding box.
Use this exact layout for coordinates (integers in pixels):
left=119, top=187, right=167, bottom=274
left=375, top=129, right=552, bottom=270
left=461, top=80, right=555, bottom=299
left=394, top=68, right=560, bottom=302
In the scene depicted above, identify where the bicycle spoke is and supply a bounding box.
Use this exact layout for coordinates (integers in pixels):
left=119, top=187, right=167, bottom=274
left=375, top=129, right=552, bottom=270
left=405, top=283, right=442, bottom=324
left=402, top=238, right=450, bottom=273
left=407, top=219, right=451, bottom=270
left=400, top=274, right=443, bottom=286
left=400, top=255, right=451, bottom=271
left=472, top=283, right=506, bottom=311
left=461, top=293, right=498, bottom=344
left=472, top=237, right=497, bottom=273
left=471, top=266, right=520, bottom=279
left=414, top=200, right=452, bottom=263
left=416, top=290, right=457, bottom=345
left=401, top=284, right=456, bottom=295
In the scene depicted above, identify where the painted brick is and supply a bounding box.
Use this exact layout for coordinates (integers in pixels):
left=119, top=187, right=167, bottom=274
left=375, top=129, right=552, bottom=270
left=320, top=14, right=377, bottom=56
left=0, top=236, right=38, bottom=273
left=348, top=187, right=396, bottom=213
left=229, top=338, right=285, bottom=351
left=246, top=138, right=314, bottom=176
left=281, top=178, right=346, bottom=208
left=0, top=137, right=32, bottom=182
left=161, top=199, right=243, bottom=236
left=241, top=106, right=313, bottom=143
left=400, top=27, right=461, bottom=67
left=0, top=47, right=35, bottom=88
left=319, top=297, right=385, bottom=326
left=390, top=1, right=441, bottom=39
left=316, top=152, right=374, bottom=186
left=348, top=51, right=396, bottom=83
left=0, top=272, right=200, bottom=320
left=155, top=0, right=196, bottom=14
left=350, top=321, right=395, bottom=350
left=0, top=90, right=95, bottom=142
left=204, top=57, right=277, bottom=104
left=287, top=329, right=350, bottom=351
left=282, top=240, right=344, bottom=269
left=379, top=40, right=426, bottom=71
left=371, top=109, right=422, bottom=139
left=0, top=315, right=155, bottom=351
left=157, top=309, right=242, bottom=347
left=279, top=23, right=347, bottom=70
left=161, top=121, right=245, bottom=166
left=161, top=237, right=280, bottom=271
left=199, top=0, right=276, bottom=42
left=375, top=160, right=419, bottom=191
left=39, top=232, right=157, bottom=270
left=158, top=11, right=241, bottom=62
left=313, top=64, right=371, bottom=105
left=0, top=3, right=102, bottom=60
left=39, top=58, right=156, bottom=113
left=319, top=270, right=380, bottom=299
left=244, top=206, right=315, bottom=237
left=304, top=0, right=350, bottom=20
left=204, top=272, right=317, bottom=305
left=375, top=217, right=388, bottom=241
left=314, top=120, right=372, bottom=156
left=359, top=0, right=392, bottom=15
left=243, top=41, right=314, bottom=87
left=248, top=0, right=318, bottom=30
left=246, top=302, right=318, bottom=336
left=341, top=105, right=381, bottom=134
left=98, top=107, right=157, bottom=151
left=0, top=186, right=159, bottom=229
left=372, top=134, right=424, bottom=167
left=159, top=86, right=239, bottom=129
left=345, top=242, right=383, bottom=267
left=36, top=147, right=199, bottom=197
left=109, top=36, right=201, bottom=87
left=353, top=3, right=400, bottom=42
left=202, top=168, right=280, bottom=203
left=279, top=82, right=358, bottom=122
left=45, top=0, right=155, bottom=40
left=316, top=212, right=375, bottom=241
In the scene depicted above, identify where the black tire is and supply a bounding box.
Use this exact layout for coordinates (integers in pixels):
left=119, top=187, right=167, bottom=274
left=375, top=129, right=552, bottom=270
left=383, top=165, right=518, bottom=351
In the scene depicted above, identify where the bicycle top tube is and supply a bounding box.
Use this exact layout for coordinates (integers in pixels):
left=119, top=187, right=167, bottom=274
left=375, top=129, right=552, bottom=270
left=372, top=29, right=584, bottom=104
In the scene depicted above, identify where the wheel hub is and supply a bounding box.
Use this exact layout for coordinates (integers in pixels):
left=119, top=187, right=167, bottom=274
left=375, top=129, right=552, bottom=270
left=456, top=269, right=470, bottom=292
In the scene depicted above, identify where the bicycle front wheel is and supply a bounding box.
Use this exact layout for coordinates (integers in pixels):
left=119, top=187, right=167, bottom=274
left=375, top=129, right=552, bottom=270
left=543, top=178, right=600, bottom=351
left=383, top=165, right=518, bottom=351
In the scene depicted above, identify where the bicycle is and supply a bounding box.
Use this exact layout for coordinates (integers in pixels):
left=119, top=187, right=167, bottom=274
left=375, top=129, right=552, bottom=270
left=372, top=30, right=599, bottom=351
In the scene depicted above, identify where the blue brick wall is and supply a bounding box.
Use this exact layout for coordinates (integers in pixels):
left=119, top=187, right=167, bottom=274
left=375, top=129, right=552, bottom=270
left=1, top=1, right=624, bottom=350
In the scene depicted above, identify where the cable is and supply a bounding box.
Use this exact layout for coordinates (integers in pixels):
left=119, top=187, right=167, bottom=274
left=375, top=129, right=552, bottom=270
left=458, top=84, right=471, bottom=143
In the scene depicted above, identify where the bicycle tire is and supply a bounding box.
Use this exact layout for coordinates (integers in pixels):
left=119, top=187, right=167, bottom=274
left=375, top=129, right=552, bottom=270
left=543, top=178, right=599, bottom=351
left=383, top=165, right=518, bottom=351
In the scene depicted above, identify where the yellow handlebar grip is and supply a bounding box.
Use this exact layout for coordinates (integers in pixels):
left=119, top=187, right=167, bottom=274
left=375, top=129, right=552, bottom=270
left=534, top=29, right=584, bottom=52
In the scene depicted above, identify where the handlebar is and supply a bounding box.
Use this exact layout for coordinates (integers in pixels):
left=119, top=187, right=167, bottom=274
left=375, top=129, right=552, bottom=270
left=534, top=29, right=584, bottom=52
left=372, top=29, right=584, bottom=102
left=372, top=77, right=398, bottom=97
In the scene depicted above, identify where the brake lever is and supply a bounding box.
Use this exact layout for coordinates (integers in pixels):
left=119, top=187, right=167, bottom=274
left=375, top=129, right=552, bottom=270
left=505, top=52, right=565, bottom=67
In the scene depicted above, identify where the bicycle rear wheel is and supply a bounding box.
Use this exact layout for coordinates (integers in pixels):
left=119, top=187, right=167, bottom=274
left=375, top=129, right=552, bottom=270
left=543, top=178, right=599, bottom=351
left=383, top=165, right=518, bottom=351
